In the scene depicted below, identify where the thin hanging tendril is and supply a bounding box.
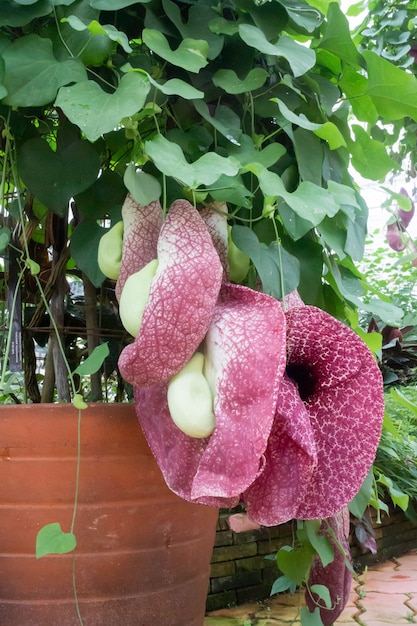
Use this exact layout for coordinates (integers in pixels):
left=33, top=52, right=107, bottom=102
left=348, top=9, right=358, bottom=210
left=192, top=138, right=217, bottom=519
left=271, top=213, right=287, bottom=312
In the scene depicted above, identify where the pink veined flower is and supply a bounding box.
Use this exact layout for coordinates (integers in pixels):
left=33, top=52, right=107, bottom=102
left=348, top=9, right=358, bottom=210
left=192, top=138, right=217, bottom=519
left=119, top=197, right=384, bottom=526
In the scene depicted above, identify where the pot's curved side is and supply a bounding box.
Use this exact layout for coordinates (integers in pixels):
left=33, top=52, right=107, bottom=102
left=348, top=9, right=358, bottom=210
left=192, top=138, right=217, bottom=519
left=0, top=403, right=218, bottom=626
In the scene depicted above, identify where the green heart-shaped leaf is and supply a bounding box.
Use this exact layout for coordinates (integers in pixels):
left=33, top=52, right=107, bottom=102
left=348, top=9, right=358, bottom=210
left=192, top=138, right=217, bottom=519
left=300, top=606, right=325, bottom=626
left=277, top=545, right=314, bottom=585
left=64, top=16, right=132, bottom=53
left=36, top=523, right=77, bottom=558
left=273, top=98, right=322, bottom=130
left=124, top=164, right=161, bottom=205
left=230, top=135, right=286, bottom=168
left=313, top=121, right=346, bottom=149
left=364, top=49, right=417, bottom=121
left=350, top=124, right=399, bottom=181
left=318, top=2, right=363, bottom=67
left=303, top=520, right=334, bottom=568
left=249, top=164, right=339, bottom=226
left=144, top=135, right=239, bottom=188
left=70, top=220, right=106, bottom=287
left=309, top=585, right=332, bottom=609
left=0, top=1, right=51, bottom=28
left=55, top=72, right=150, bottom=142
left=17, top=138, right=100, bottom=217
left=192, top=100, right=242, bottom=144
left=73, top=342, right=110, bottom=376
left=148, top=74, right=203, bottom=99
left=2, top=34, right=86, bottom=106
left=75, top=169, right=126, bottom=221
left=213, top=68, right=268, bottom=94
left=281, top=0, right=323, bottom=32
left=231, top=226, right=300, bottom=298
left=0, top=226, right=11, bottom=252
left=339, top=65, right=378, bottom=124
left=349, top=467, right=374, bottom=518
left=142, top=29, right=209, bottom=73
left=239, top=25, right=315, bottom=77
left=162, top=0, right=224, bottom=60
left=209, top=16, right=239, bottom=36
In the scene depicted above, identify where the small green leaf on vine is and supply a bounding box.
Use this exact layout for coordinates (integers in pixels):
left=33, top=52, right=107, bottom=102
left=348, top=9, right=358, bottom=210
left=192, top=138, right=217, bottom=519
left=36, top=523, right=77, bottom=558
left=310, top=584, right=332, bottom=610
left=300, top=606, right=325, bottom=626
left=73, top=393, right=88, bottom=410
left=73, top=342, right=109, bottom=376
left=26, top=259, right=40, bottom=275
left=0, top=227, right=11, bottom=252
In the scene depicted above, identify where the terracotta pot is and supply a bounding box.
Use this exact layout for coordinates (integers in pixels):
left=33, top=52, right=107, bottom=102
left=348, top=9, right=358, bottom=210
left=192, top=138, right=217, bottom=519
left=0, top=403, right=218, bottom=626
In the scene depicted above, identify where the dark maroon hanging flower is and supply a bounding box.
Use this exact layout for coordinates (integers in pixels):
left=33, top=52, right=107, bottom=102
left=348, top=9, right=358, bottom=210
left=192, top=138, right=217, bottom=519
left=386, top=188, right=415, bottom=252
left=242, top=304, right=383, bottom=525
left=285, top=305, right=383, bottom=520
left=305, top=508, right=353, bottom=626
left=397, top=188, right=415, bottom=228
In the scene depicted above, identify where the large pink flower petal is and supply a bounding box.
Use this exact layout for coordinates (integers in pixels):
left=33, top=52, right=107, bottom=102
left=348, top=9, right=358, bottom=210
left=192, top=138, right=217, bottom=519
left=191, top=283, right=287, bottom=500
left=242, top=373, right=317, bottom=526
left=133, top=283, right=287, bottom=505
left=115, top=194, right=163, bottom=301
left=305, top=509, right=352, bottom=626
left=119, top=200, right=223, bottom=386
left=284, top=306, right=384, bottom=519
left=134, top=383, right=240, bottom=509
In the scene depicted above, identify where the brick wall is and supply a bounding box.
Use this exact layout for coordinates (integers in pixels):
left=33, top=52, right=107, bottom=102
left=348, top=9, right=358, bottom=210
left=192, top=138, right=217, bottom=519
left=351, top=506, right=417, bottom=568
left=206, top=507, right=417, bottom=612
left=207, top=511, right=295, bottom=611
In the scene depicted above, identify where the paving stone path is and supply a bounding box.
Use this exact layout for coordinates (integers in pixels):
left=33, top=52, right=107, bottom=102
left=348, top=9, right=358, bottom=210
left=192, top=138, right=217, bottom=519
left=205, top=550, right=417, bottom=625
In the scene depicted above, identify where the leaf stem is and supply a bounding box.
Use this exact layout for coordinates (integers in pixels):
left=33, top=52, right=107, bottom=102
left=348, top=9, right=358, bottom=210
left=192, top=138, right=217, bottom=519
left=52, top=3, right=74, bottom=58
left=70, top=408, right=82, bottom=535
left=0, top=112, right=11, bottom=219
left=272, top=217, right=286, bottom=310
left=70, top=409, right=84, bottom=626
left=0, top=269, right=24, bottom=392
left=72, top=552, right=85, bottom=626
left=34, top=273, right=77, bottom=397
